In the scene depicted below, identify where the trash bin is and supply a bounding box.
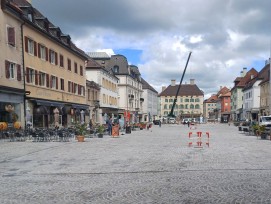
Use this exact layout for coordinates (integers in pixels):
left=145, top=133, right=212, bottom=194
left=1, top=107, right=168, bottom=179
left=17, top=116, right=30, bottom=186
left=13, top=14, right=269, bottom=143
left=126, top=126, right=131, bottom=134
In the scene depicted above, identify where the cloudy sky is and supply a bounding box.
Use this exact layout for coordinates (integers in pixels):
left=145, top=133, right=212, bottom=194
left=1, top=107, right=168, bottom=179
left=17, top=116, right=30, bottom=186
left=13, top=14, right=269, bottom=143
left=32, top=0, right=271, bottom=98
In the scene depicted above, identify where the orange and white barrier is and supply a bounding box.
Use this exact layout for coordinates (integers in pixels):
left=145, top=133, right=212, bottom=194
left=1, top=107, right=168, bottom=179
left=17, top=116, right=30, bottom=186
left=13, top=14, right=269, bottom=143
left=188, top=131, right=210, bottom=148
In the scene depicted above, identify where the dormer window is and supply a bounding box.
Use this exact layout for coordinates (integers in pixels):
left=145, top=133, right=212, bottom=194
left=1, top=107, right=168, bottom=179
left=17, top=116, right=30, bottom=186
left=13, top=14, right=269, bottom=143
left=113, top=65, right=119, bottom=73
left=27, top=13, right=33, bottom=22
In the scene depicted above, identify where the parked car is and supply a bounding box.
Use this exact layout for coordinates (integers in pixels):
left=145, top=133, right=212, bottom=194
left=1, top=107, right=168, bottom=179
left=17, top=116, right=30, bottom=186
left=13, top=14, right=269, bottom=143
left=168, top=118, right=176, bottom=124
left=153, top=120, right=160, bottom=125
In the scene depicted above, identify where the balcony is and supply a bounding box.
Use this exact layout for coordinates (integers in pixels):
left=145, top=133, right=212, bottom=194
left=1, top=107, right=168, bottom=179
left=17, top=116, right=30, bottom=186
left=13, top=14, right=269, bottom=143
left=128, top=94, right=134, bottom=100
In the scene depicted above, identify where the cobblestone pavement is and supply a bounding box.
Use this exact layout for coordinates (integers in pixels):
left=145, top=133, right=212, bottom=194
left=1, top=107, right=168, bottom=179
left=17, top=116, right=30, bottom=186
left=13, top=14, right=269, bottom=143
left=1, top=123, right=271, bottom=204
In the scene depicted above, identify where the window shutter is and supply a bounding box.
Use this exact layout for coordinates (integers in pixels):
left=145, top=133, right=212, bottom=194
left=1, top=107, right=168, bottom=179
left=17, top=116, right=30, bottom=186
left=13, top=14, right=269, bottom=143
left=34, top=41, right=37, bottom=56
left=46, top=74, right=49, bottom=87
left=55, top=52, right=58, bottom=65
left=39, top=72, right=41, bottom=86
left=62, top=79, right=65, bottom=91
left=72, top=82, right=74, bottom=93
left=56, top=77, right=58, bottom=89
left=35, top=70, right=39, bottom=85
left=38, top=43, right=41, bottom=58
left=50, top=76, right=53, bottom=88
left=26, top=67, right=30, bottom=83
left=49, top=49, right=52, bottom=62
left=17, top=64, right=21, bottom=81
left=5, top=60, right=10, bottom=78
left=68, top=81, right=70, bottom=92
left=78, top=85, right=81, bottom=95
left=24, top=36, right=28, bottom=52
left=8, top=27, right=15, bottom=46
left=83, top=87, right=85, bottom=96
left=45, top=47, right=48, bottom=61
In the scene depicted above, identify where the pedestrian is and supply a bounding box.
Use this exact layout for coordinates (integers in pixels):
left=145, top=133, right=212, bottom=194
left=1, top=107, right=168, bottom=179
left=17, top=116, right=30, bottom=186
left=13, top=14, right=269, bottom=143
left=108, top=117, right=113, bottom=135
left=187, top=121, right=190, bottom=128
left=159, top=120, right=161, bottom=127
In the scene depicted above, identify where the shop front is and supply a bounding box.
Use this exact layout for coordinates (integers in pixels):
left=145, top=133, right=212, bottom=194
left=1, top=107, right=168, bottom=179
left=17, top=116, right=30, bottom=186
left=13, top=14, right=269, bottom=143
left=0, top=91, right=24, bottom=129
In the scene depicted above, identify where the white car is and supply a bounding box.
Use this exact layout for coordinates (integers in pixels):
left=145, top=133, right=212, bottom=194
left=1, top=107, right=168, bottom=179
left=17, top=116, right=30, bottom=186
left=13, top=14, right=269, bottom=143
left=168, top=118, right=176, bottom=124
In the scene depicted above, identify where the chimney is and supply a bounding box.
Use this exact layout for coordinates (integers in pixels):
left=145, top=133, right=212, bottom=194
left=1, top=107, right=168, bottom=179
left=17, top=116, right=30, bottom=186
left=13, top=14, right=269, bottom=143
left=162, top=86, right=166, bottom=92
left=243, top=67, right=247, bottom=76
left=240, top=71, right=243, bottom=77
left=190, top=79, right=195, bottom=85
left=171, top=79, right=176, bottom=86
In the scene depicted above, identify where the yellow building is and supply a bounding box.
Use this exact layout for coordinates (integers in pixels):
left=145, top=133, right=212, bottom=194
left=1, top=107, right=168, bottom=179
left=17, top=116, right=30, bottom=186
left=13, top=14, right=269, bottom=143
left=158, top=79, right=204, bottom=121
left=9, top=0, right=89, bottom=128
left=0, top=0, right=25, bottom=129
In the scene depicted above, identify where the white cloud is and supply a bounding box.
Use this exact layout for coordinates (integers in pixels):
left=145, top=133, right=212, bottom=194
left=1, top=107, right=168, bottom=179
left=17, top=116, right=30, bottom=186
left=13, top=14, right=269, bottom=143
left=33, top=0, right=271, bottom=98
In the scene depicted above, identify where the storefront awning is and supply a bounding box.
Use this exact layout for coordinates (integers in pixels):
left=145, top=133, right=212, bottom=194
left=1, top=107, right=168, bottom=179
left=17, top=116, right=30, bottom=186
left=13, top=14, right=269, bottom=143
left=72, top=104, right=89, bottom=110
left=35, top=100, right=64, bottom=108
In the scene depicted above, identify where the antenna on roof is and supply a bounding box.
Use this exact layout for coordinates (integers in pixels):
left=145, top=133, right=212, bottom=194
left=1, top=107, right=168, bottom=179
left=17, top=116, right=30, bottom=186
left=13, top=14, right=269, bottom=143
left=168, top=51, right=192, bottom=118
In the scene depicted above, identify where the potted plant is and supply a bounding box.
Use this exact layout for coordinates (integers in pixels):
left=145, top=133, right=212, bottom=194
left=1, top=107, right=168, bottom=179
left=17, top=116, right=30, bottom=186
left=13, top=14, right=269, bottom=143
left=97, top=124, right=105, bottom=138
left=73, top=122, right=88, bottom=142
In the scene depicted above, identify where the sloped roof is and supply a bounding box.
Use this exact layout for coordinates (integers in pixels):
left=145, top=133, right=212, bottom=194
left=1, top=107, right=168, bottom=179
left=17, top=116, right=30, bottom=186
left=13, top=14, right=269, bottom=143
left=236, top=68, right=258, bottom=87
left=105, top=54, right=129, bottom=74
left=258, top=64, right=270, bottom=85
left=159, top=84, right=204, bottom=97
left=141, top=78, right=158, bottom=93
left=86, top=58, right=102, bottom=69
left=217, top=86, right=230, bottom=96
left=87, top=52, right=110, bottom=59
left=9, top=0, right=88, bottom=59
left=204, top=94, right=218, bottom=103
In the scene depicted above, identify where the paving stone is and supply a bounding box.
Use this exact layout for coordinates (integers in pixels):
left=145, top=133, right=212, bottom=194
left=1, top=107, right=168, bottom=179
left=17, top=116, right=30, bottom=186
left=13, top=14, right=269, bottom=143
left=0, top=124, right=271, bottom=203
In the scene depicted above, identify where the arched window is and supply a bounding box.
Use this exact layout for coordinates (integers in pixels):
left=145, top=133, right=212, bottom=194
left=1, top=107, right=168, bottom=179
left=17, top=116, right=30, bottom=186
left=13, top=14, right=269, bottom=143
left=175, top=104, right=178, bottom=109
left=169, top=104, right=172, bottom=109
left=185, top=104, right=188, bottom=109
left=180, top=104, right=184, bottom=109
left=164, top=104, right=168, bottom=109
left=195, top=104, right=200, bottom=109
left=190, top=104, right=194, bottom=109
left=164, top=111, right=168, bottom=115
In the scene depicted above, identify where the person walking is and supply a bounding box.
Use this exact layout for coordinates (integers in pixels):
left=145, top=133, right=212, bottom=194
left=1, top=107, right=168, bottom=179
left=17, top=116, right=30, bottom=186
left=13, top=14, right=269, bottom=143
left=108, top=117, right=113, bottom=135
left=159, top=120, right=161, bottom=127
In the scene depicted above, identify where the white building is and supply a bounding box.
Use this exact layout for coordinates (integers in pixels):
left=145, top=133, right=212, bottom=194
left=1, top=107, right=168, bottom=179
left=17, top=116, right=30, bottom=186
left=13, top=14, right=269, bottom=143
left=86, top=58, right=119, bottom=124
left=141, top=78, right=158, bottom=122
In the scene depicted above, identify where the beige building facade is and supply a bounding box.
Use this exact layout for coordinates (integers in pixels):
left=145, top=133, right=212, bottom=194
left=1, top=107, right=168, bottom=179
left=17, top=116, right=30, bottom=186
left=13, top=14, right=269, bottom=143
left=1, top=0, right=89, bottom=129
left=0, top=0, right=25, bottom=129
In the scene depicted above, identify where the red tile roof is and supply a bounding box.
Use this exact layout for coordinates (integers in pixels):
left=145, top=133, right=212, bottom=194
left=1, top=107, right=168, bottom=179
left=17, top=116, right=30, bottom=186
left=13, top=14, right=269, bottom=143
left=158, top=84, right=203, bottom=97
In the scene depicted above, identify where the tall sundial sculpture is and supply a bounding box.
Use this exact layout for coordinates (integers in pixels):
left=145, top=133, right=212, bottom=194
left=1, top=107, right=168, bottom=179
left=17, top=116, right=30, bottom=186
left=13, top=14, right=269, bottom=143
left=168, top=52, right=192, bottom=118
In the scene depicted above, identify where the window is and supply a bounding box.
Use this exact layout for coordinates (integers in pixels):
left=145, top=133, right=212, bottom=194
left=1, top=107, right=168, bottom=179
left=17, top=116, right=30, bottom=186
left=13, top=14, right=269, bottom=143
left=169, top=99, right=173, bottom=102
left=195, top=104, right=200, bottom=109
left=9, top=62, right=16, bottom=79
left=60, top=54, right=64, bottom=67
left=39, top=72, right=46, bottom=87
left=5, top=60, right=22, bottom=81
left=7, top=26, right=15, bottom=46
left=185, top=98, right=189, bottom=102
left=26, top=67, right=35, bottom=84
left=49, top=50, right=55, bottom=64
left=113, top=65, right=119, bottom=73
left=38, top=44, right=46, bottom=60
left=195, top=98, right=200, bottom=102
left=68, top=81, right=72, bottom=93
left=60, top=78, right=64, bottom=90
left=28, top=38, right=35, bottom=55
left=165, top=99, right=168, bottom=102
left=51, top=76, right=56, bottom=89
left=190, top=98, right=194, bottom=102
left=164, top=104, right=167, bottom=109
left=67, top=59, right=71, bottom=71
